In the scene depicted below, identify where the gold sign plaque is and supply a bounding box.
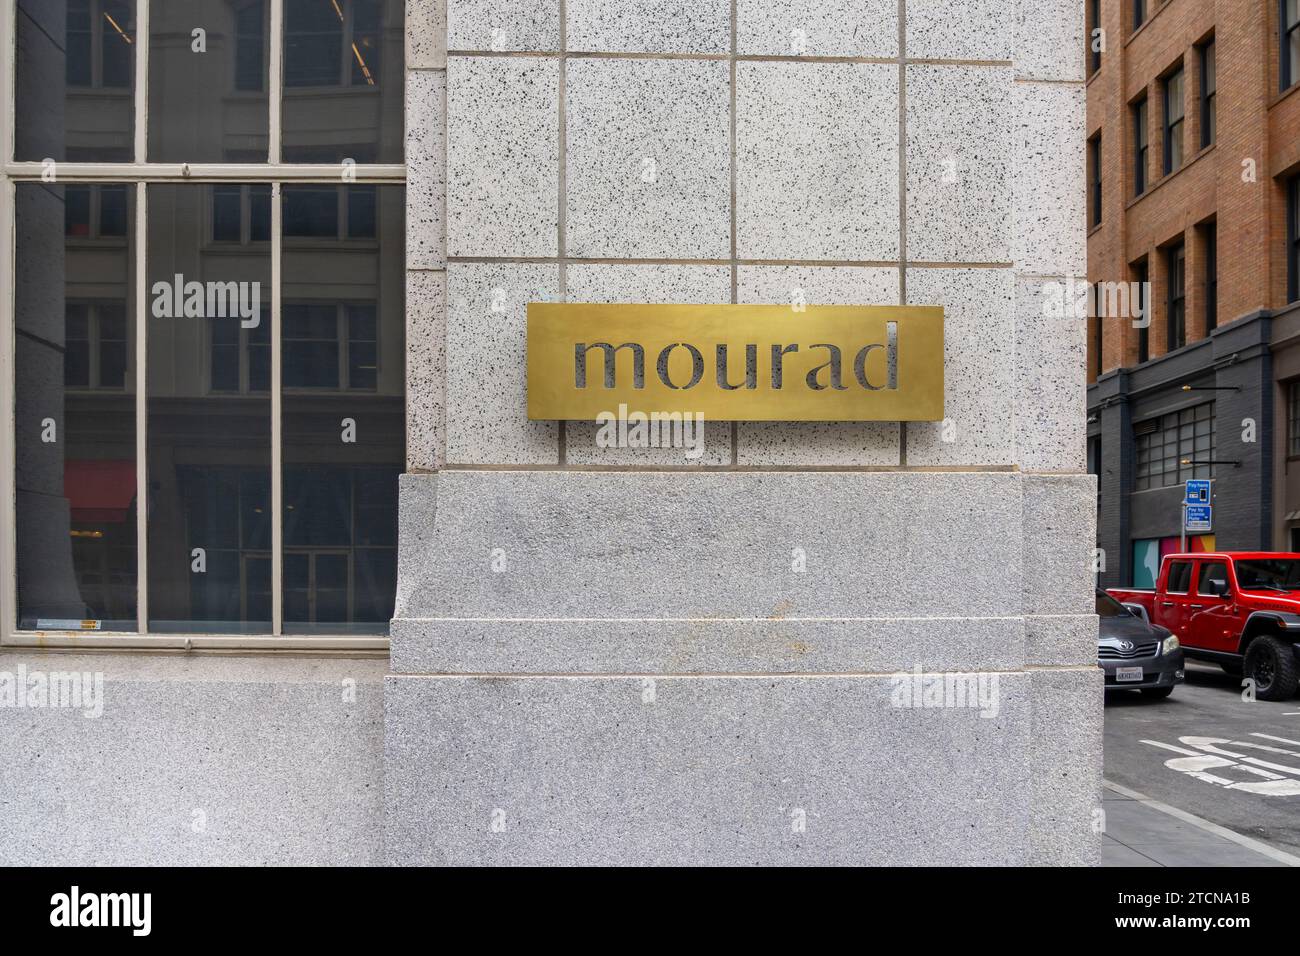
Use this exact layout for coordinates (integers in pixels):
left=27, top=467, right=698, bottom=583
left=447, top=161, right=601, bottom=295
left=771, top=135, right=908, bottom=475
left=526, top=303, right=944, bottom=422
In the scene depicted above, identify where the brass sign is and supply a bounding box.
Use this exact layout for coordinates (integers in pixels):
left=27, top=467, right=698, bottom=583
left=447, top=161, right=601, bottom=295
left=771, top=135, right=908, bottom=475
left=526, top=303, right=944, bottom=422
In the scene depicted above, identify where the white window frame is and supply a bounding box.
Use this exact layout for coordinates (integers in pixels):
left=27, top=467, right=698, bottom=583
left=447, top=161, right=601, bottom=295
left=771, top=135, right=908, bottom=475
left=0, top=0, right=403, bottom=651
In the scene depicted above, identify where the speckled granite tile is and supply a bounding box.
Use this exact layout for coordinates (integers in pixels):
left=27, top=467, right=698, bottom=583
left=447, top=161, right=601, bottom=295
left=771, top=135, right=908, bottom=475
left=907, top=0, right=1012, bottom=60
left=905, top=64, right=1012, bottom=264
left=447, top=57, right=558, bottom=257
left=1016, top=275, right=1086, bottom=472
left=736, top=0, right=897, bottom=57
left=735, top=265, right=901, bottom=466
left=567, top=0, right=729, bottom=54
left=407, top=0, right=448, bottom=67
left=905, top=266, right=1014, bottom=466
left=737, top=61, right=898, bottom=261
left=1015, top=0, right=1086, bottom=81
left=446, top=262, right=561, bottom=464
left=1013, top=82, right=1086, bottom=277
left=565, top=58, right=730, bottom=260
left=447, top=0, right=559, bottom=51
left=407, top=270, right=446, bottom=471
left=406, top=69, right=446, bottom=270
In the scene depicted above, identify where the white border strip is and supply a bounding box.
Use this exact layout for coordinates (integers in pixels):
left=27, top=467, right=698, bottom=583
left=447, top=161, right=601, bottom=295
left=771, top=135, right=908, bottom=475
left=1104, top=779, right=1300, bottom=866
left=0, top=0, right=16, bottom=649
left=134, top=0, right=148, bottom=163
left=271, top=182, right=282, bottom=635
left=269, top=0, right=282, bottom=163
left=134, top=181, right=148, bottom=631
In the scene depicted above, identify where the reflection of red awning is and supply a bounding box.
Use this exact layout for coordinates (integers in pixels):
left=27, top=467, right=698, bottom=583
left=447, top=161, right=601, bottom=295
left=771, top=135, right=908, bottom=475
left=64, top=460, right=136, bottom=523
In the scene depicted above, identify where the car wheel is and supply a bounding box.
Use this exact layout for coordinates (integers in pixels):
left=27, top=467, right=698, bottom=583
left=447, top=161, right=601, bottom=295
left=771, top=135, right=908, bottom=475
left=1140, top=686, right=1174, bottom=700
left=1244, top=637, right=1300, bottom=701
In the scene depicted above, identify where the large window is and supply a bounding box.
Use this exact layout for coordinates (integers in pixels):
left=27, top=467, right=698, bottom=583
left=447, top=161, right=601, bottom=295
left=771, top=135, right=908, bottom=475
left=1134, top=97, right=1149, bottom=196
left=1167, top=242, right=1186, bottom=351
left=1288, top=380, right=1300, bottom=457
left=1089, top=0, right=1102, bottom=75
left=1088, top=135, right=1103, bottom=228
left=1163, top=68, right=1184, bottom=175
left=1135, top=403, right=1216, bottom=491
left=1284, top=0, right=1300, bottom=91
left=8, top=1, right=407, bottom=647
left=1204, top=223, right=1217, bottom=332
left=1200, top=40, right=1216, bottom=148
left=1135, top=259, right=1150, bottom=363
left=1290, top=176, right=1300, bottom=304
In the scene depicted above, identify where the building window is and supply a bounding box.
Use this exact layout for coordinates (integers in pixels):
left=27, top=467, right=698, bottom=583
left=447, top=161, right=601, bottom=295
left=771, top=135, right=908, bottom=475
left=284, top=0, right=382, bottom=88
left=235, top=1, right=267, bottom=92
left=1289, top=381, right=1300, bottom=457
left=1205, top=223, right=1217, bottom=332
left=1134, top=0, right=1147, bottom=30
left=65, top=185, right=130, bottom=240
left=1163, top=68, right=1184, bottom=175
left=1200, top=40, right=1216, bottom=148
left=1135, top=403, right=1216, bottom=491
left=212, top=185, right=272, bottom=244
left=1088, top=136, right=1103, bottom=228
left=1290, top=176, right=1300, bottom=304
left=66, top=0, right=135, bottom=89
left=1134, top=97, right=1149, bottom=196
left=1167, top=242, right=1186, bottom=351
left=1284, top=0, right=1300, bottom=91
left=8, top=5, right=407, bottom=646
left=66, top=303, right=129, bottom=390
left=1135, top=260, right=1150, bottom=363
left=1092, top=286, right=1104, bottom=378
left=283, top=185, right=378, bottom=240
left=1089, top=0, right=1102, bottom=74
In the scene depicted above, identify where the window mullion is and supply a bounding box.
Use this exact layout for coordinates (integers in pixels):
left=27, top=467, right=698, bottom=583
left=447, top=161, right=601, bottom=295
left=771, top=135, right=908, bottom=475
left=134, top=181, right=148, bottom=632
left=270, top=0, right=284, bottom=164
left=134, top=0, right=149, bottom=164
left=272, top=182, right=283, bottom=636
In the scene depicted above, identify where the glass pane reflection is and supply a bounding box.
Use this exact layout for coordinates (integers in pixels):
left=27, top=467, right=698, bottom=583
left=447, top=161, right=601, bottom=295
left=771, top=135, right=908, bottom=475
left=146, top=183, right=271, bottom=633
left=14, top=183, right=138, bottom=631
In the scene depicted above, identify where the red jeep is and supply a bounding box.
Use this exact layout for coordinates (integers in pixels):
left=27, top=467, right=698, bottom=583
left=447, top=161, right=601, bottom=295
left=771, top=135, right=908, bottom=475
left=1108, top=553, right=1300, bottom=700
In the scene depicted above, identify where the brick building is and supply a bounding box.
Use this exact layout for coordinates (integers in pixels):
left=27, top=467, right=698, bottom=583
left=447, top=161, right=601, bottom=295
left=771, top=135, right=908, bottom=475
left=1087, top=0, right=1300, bottom=587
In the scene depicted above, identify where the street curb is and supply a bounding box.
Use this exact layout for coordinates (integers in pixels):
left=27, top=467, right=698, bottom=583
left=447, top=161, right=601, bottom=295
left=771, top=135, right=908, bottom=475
left=1104, top=779, right=1300, bottom=867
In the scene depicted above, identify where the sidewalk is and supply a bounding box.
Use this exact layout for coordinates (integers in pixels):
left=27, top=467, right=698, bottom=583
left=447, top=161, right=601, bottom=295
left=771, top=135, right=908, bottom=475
left=1102, top=781, right=1298, bottom=867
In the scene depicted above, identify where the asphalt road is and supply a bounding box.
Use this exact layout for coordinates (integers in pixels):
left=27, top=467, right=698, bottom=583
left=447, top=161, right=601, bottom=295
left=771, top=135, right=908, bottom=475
left=1105, top=660, right=1300, bottom=857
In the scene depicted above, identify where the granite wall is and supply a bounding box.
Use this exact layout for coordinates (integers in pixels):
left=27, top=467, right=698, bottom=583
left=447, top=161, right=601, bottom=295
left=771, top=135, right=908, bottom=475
left=390, top=0, right=1100, bottom=864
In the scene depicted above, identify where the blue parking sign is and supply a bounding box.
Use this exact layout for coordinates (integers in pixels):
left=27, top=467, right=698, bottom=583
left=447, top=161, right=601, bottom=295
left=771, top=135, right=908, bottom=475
left=1185, top=503, right=1212, bottom=533
left=1185, top=479, right=1211, bottom=505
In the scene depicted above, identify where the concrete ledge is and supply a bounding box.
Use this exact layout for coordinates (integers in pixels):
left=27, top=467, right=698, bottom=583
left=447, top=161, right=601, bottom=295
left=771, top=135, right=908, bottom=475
left=394, top=470, right=1027, bottom=635
left=384, top=672, right=1033, bottom=865
left=0, top=653, right=386, bottom=866
left=391, top=615, right=1026, bottom=674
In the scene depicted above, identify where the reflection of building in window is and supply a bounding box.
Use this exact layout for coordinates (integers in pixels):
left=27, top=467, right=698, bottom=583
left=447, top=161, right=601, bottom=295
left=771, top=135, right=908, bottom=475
left=1135, top=403, right=1216, bottom=491
left=285, top=0, right=381, bottom=88
left=66, top=460, right=138, bottom=624
left=210, top=317, right=271, bottom=393
left=65, top=185, right=129, bottom=239
left=283, top=303, right=378, bottom=390
left=177, top=467, right=272, bottom=626
left=283, top=466, right=398, bottom=627
left=66, top=302, right=128, bottom=389
left=212, top=185, right=272, bottom=243
left=284, top=185, right=377, bottom=239
left=235, top=0, right=267, bottom=92
left=67, top=0, right=135, bottom=88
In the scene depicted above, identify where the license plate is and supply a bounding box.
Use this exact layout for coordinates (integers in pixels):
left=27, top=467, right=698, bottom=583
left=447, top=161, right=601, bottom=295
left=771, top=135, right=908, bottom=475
left=1116, top=667, right=1144, bottom=683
